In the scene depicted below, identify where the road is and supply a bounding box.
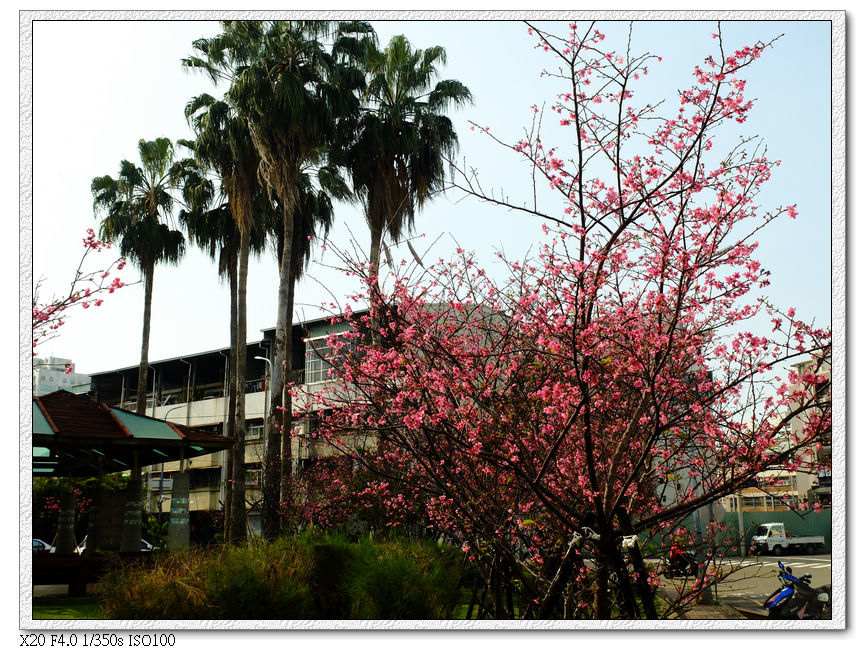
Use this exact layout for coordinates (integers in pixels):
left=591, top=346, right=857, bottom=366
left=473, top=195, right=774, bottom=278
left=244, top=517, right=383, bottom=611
left=657, top=554, right=832, bottom=614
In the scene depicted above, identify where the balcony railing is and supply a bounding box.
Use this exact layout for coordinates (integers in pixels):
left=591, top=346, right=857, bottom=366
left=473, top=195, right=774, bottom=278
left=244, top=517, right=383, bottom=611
left=118, top=371, right=308, bottom=409
left=244, top=378, right=265, bottom=394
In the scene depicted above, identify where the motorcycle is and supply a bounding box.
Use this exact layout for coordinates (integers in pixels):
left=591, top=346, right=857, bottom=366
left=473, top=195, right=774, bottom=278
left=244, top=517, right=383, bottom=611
left=763, top=561, right=831, bottom=619
left=662, top=543, right=699, bottom=578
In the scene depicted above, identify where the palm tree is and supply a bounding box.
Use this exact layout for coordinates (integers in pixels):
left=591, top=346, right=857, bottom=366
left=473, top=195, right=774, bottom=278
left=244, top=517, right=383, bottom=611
left=186, top=21, right=373, bottom=535
left=175, top=150, right=242, bottom=540
left=92, top=138, right=186, bottom=416
left=344, top=35, right=472, bottom=306
left=181, top=93, right=272, bottom=543
left=271, top=166, right=346, bottom=509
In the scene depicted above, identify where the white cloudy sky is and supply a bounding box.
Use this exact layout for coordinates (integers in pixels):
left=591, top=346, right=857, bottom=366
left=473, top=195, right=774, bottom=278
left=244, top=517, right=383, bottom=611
left=27, top=14, right=834, bottom=376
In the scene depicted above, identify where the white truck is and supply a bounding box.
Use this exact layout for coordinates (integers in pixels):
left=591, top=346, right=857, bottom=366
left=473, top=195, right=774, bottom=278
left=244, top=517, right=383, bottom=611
left=750, top=522, right=825, bottom=556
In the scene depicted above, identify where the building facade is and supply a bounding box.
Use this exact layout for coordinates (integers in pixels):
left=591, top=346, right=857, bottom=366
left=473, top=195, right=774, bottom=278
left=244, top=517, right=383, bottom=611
left=723, top=355, right=831, bottom=513
left=86, top=315, right=352, bottom=536
left=33, top=356, right=90, bottom=396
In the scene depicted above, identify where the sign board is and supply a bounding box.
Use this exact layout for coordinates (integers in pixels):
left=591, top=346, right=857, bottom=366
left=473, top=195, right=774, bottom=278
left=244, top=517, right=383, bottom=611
left=148, top=477, right=173, bottom=491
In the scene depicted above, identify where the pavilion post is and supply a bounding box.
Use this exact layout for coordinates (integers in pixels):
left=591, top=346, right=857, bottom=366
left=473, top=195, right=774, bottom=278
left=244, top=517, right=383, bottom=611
left=119, top=451, right=143, bottom=553
left=83, top=458, right=105, bottom=556
left=166, top=447, right=190, bottom=552
left=54, top=488, right=77, bottom=554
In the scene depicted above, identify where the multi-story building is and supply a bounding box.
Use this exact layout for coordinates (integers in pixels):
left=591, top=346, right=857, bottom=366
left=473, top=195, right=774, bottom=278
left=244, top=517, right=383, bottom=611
left=85, top=314, right=353, bottom=536
left=788, top=355, right=832, bottom=508
left=724, top=355, right=831, bottom=513
left=33, top=356, right=90, bottom=396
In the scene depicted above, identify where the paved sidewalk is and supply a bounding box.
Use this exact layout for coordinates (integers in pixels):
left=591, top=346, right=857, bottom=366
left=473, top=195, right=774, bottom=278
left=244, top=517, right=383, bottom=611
left=678, top=602, right=750, bottom=620
left=662, top=587, right=763, bottom=620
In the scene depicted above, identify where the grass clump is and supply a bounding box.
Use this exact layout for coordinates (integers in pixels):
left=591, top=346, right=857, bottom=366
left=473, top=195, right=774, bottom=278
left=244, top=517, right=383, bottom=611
left=97, top=532, right=465, bottom=620
left=32, top=596, right=102, bottom=620
left=345, top=537, right=463, bottom=619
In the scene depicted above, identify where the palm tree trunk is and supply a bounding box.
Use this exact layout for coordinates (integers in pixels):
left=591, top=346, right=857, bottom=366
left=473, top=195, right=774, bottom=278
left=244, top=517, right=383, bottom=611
left=262, top=267, right=284, bottom=539
left=136, top=261, right=155, bottom=415
left=369, top=223, right=383, bottom=294
left=261, top=197, right=287, bottom=538
left=223, top=254, right=238, bottom=541
left=279, top=271, right=295, bottom=503
left=264, top=266, right=293, bottom=540
left=368, top=223, right=384, bottom=341
left=267, top=187, right=297, bottom=536
left=230, top=230, right=250, bottom=543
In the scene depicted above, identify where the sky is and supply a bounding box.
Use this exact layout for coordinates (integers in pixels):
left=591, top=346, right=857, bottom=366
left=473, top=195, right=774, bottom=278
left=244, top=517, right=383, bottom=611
left=28, top=16, right=833, bottom=378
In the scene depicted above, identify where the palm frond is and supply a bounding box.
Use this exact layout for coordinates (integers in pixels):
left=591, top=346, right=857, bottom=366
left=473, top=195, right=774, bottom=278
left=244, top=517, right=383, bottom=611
left=343, top=33, right=470, bottom=252
left=92, top=139, right=188, bottom=271
left=427, top=80, right=474, bottom=112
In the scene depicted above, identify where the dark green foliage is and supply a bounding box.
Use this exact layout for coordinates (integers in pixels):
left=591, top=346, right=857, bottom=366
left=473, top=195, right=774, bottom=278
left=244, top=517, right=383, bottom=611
left=309, top=541, right=352, bottom=617
left=142, top=515, right=167, bottom=550
left=96, top=532, right=465, bottom=620
left=200, top=539, right=314, bottom=619
left=345, top=538, right=464, bottom=619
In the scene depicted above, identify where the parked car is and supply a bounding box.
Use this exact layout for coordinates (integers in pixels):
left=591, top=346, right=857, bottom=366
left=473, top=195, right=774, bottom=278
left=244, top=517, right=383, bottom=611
left=75, top=536, right=154, bottom=554
left=32, top=538, right=55, bottom=553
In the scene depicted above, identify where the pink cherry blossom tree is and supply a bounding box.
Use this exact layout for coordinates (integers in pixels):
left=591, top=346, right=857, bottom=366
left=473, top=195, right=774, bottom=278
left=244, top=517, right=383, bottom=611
left=32, top=228, right=132, bottom=357
left=294, top=22, right=830, bottom=619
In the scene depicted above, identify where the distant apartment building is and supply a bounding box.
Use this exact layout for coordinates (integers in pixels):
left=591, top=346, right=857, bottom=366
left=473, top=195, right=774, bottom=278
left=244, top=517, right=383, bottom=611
left=86, top=314, right=352, bottom=535
left=724, top=355, right=831, bottom=513
left=33, top=356, right=91, bottom=396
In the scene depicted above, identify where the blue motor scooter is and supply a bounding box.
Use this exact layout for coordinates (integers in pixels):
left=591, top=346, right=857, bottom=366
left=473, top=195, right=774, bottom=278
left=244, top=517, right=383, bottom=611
left=763, top=561, right=831, bottom=619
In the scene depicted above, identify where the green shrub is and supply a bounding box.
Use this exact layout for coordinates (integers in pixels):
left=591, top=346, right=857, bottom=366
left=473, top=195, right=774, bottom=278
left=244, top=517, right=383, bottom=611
left=344, top=537, right=464, bottom=619
left=97, top=532, right=465, bottom=620
left=202, top=538, right=314, bottom=619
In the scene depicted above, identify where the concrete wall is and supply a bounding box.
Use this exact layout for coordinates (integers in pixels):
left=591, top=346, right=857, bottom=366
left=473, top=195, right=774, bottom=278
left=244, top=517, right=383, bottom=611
left=722, top=509, right=833, bottom=552
left=642, top=508, right=832, bottom=556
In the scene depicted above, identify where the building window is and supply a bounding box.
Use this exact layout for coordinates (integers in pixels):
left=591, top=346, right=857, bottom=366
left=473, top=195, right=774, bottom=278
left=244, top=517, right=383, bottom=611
left=189, top=468, right=221, bottom=490
left=247, top=421, right=264, bottom=441
left=244, top=466, right=262, bottom=488
left=305, top=336, right=354, bottom=384
left=305, top=409, right=334, bottom=438
left=815, top=377, right=830, bottom=399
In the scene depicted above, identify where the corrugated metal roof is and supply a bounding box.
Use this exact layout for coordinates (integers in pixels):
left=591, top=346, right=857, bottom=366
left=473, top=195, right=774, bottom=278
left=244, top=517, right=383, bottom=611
left=109, top=408, right=182, bottom=440
left=87, top=310, right=371, bottom=376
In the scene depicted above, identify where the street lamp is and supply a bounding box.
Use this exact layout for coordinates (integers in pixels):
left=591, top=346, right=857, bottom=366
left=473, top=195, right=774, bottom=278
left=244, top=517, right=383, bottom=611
left=162, top=404, right=188, bottom=420
left=154, top=403, right=190, bottom=514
